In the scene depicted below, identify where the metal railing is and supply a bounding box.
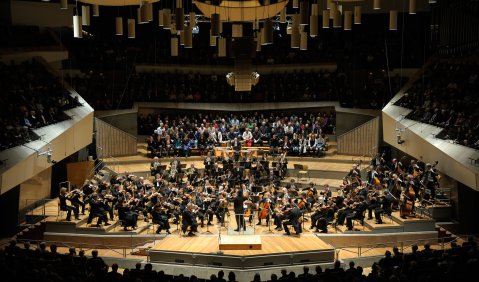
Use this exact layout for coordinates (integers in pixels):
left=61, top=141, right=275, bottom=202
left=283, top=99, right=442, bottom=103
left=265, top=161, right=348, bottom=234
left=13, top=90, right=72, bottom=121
left=333, top=235, right=467, bottom=259
left=1, top=238, right=157, bottom=259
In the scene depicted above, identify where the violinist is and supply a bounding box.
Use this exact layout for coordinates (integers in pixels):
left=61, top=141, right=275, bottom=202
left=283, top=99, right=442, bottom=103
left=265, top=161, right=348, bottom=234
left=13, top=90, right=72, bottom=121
left=373, top=191, right=394, bottom=224
left=87, top=194, right=110, bottom=227
left=182, top=203, right=198, bottom=236
left=186, top=164, right=198, bottom=183
left=346, top=196, right=367, bottom=231
left=214, top=193, right=229, bottom=225
left=282, top=201, right=303, bottom=236
left=196, top=193, right=214, bottom=227
left=366, top=187, right=381, bottom=221
left=151, top=204, right=171, bottom=234
left=59, top=187, right=80, bottom=221
left=117, top=199, right=138, bottom=231
left=150, top=157, right=162, bottom=176
left=273, top=203, right=292, bottom=231
left=322, top=184, right=332, bottom=202
left=310, top=202, right=334, bottom=233
left=69, top=187, right=86, bottom=215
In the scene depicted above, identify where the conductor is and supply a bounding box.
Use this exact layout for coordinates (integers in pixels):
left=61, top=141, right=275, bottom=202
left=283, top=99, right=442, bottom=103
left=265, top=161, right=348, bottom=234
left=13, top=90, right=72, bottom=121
left=233, top=186, right=247, bottom=231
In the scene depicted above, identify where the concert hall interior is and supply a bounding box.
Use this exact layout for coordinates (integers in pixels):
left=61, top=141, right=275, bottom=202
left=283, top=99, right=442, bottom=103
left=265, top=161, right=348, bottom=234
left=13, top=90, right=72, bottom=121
left=1, top=0, right=479, bottom=281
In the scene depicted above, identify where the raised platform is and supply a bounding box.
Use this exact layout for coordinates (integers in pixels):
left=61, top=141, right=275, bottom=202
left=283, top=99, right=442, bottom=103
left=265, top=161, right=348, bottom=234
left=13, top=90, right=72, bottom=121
left=149, top=235, right=335, bottom=269
left=219, top=235, right=262, bottom=250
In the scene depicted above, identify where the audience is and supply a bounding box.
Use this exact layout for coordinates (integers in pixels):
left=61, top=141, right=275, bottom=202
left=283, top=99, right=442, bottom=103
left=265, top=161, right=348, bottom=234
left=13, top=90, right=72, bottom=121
left=0, top=60, right=80, bottom=151
left=2, top=237, right=478, bottom=281
left=395, top=62, right=479, bottom=150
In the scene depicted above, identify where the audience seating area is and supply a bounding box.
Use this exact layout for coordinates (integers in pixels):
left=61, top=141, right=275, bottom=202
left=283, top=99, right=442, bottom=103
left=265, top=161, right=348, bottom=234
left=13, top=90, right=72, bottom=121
left=2, top=237, right=477, bottom=282
left=395, top=62, right=479, bottom=150
left=0, top=60, right=81, bottom=151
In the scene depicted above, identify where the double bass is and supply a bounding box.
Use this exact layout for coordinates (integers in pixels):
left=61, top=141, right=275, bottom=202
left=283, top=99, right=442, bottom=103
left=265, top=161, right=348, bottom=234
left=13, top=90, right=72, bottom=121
left=400, top=181, right=416, bottom=218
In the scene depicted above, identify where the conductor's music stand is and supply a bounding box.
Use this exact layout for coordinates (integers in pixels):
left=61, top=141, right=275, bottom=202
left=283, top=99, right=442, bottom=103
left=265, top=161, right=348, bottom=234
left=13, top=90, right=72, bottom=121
left=263, top=204, right=275, bottom=234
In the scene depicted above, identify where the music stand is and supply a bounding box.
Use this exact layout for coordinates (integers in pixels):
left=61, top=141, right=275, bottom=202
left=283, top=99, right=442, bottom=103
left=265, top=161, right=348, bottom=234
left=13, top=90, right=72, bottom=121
left=263, top=203, right=275, bottom=234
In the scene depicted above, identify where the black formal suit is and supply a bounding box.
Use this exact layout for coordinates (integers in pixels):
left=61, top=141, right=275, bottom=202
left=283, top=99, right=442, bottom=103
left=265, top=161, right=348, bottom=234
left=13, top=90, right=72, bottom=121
left=233, top=189, right=246, bottom=231
left=283, top=207, right=303, bottom=235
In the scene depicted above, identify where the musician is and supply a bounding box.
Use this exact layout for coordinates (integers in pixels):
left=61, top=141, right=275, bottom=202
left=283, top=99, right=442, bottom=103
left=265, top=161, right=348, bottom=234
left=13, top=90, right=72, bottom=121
left=230, top=137, right=242, bottom=162
left=204, top=152, right=215, bottom=174
left=322, top=184, right=332, bottom=202
left=69, top=188, right=86, bottom=215
left=279, top=152, right=288, bottom=176
left=182, top=202, right=198, bottom=236
left=421, top=162, right=439, bottom=200
left=282, top=203, right=303, bottom=235
left=211, top=163, right=223, bottom=179
left=310, top=202, right=335, bottom=233
left=233, top=162, right=244, bottom=184
left=274, top=203, right=291, bottom=231
left=59, top=187, right=80, bottom=221
left=232, top=187, right=247, bottom=231
left=87, top=194, right=110, bottom=227
left=186, top=164, right=198, bottom=183
left=272, top=162, right=282, bottom=183
left=151, top=204, right=171, bottom=234
left=269, top=134, right=280, bottom=156
left=366, top=187, right=381, bottom=221
left=196, top=194, right=214, bottom=227
left=391, top=158, right=403, bottom=175
left=371, top=152, right=386, bottom=168
left=374, top=191, right=394, bottom=224
left=214, top=194, right=229, bottom=225
left=347, top=164, right=362, bottom=180
left=117, top=200, right=138, bottom=231
left=256, top=192, right=275, bottom=225
left=206, top=135, right=216, bottom=152
left=150, top=157, right=162, bottom=176
left=252, top=127, right=263, bottom=146
left=346, top=196, right=367, bottom=231
left=242, top=127, right=253, bottom=147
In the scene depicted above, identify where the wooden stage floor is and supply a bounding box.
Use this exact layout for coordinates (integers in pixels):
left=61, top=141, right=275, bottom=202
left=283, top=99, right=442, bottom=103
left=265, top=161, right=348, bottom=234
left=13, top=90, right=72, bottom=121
left=151, top=234, right=333, bottom=256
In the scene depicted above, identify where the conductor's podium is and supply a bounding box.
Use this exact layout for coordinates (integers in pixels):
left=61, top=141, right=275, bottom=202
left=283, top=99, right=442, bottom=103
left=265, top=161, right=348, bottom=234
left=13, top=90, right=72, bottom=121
left=219, top=235, right=262, bottom=250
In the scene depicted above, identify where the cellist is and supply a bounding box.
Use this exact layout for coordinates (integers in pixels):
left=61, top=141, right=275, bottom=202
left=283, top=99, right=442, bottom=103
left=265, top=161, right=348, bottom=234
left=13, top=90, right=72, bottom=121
left=257, top=192, right=273, bottom=226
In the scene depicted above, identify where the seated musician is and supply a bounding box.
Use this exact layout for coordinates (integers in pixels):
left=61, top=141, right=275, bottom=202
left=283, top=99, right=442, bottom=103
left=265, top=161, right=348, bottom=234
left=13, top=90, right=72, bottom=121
left=206, top=135, right=216, bottom=152
left=373, top=191, right=394, bottom=224
left=242, top=127, right=253, bottom=147
left=204, top=152, right=215, bottom=174
left=283, top=203, right=303, bottom=235
left=211, top=163, right=223, bottom=179
left=87, top=194, right=110, bottom=227
left=150, top=157, right=162, bottom=176
left=196, top=193, right=214, bottom=227
left=232, top=162, right=244, bottom=184
left=272, top=162, right=282, bottom=183
left=367, top=187, right=381, bottom=221
left=346, top=196, right=368, bottom=231
left=69, top=187, right=86, bottom=215
left=59, top=187, right=80, bottom=221
left=273, top=202, right=291, bottom=231
left=214, top=193, right=229, bottom=225
left=257, top=192, right=274, bottom=226
left=269, top=134, right=280, bottom=156
left=186, top=164, right=198, bottom=183
left=310, top=202, right=335, bottom=233
left=231, top=137, right=241, bottom=162
left=117, top=200, right=138, bottom=231
left=182, top=202, right=198, bottom=236
left=151, top=204, right=171, bottom=234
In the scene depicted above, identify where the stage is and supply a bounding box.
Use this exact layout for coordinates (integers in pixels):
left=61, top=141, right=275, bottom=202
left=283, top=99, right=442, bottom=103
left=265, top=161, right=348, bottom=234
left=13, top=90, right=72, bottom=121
left=148, top=234, right=336, bottom=269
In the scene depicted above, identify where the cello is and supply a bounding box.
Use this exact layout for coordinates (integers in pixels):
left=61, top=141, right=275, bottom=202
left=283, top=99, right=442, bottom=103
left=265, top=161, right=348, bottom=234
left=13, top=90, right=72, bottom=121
left=258, top=197, right=271, bottom=219
left=400, top=181, right=416, bottom=219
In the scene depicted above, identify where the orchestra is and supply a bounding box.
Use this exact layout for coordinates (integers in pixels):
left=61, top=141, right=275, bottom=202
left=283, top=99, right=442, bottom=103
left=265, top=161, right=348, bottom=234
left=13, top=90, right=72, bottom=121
left=62, top=144, right=440, bottom=237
